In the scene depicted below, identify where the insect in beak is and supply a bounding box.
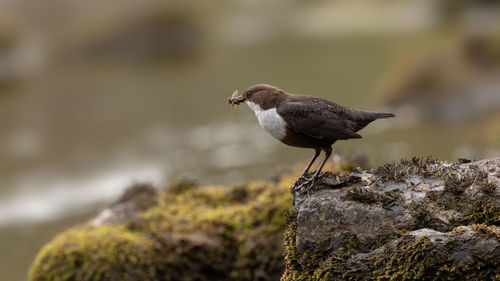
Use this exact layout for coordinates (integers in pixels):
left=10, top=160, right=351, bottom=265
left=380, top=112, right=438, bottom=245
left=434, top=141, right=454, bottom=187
left=227, top=90, right=241, bottom=113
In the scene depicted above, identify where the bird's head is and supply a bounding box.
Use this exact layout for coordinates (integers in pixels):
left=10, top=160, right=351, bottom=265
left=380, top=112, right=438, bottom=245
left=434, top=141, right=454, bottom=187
left=228, top=84, right=287, bottom=110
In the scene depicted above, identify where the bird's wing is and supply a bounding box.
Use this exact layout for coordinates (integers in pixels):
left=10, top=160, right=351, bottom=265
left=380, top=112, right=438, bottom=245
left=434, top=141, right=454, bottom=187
left=277, top=100, right=362, bottom=140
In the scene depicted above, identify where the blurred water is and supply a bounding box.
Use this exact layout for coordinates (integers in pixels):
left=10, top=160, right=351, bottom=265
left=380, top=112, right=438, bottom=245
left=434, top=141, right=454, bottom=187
left=1, top=13, right=500, bottom=281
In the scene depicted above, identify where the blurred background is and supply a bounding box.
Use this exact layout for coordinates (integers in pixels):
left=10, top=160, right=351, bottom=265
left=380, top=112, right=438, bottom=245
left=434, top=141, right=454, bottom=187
left=1, top=0, right=499, bottom=280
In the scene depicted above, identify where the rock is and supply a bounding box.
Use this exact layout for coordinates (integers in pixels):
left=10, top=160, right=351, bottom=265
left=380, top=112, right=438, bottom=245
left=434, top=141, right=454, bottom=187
left=283, top=157, right=500, bottom=280
left=89, top=183, right=158, bottom=226
left=28, top=158, right=362, bottom=281
left=28, top=172, right=303, bottom=281
left=28, top=157, right=500, bottom=280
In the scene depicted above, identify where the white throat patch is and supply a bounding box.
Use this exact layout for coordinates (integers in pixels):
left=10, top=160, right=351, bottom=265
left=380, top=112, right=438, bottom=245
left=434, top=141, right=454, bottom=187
left=245, top=101, right=287, bottom=140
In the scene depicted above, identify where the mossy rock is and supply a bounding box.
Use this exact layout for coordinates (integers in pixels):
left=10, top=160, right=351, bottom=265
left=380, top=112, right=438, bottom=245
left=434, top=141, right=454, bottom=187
left=368, top=226, right=500, bottom=281
left=283, top=157, right=500, bottom=281
left=31, top=162, right=356, bottom=281
left=29, top=225, right=157, bottom=281
left=30, top=157, right=500, bottom=280
left=29, top=178, right=294, bottom=281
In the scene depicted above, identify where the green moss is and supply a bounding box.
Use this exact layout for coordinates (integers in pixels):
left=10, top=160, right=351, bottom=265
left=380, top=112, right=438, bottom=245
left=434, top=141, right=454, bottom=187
left=474, top=170, right=496, bottom=194
left=30, top=178, right=294, bottom=281
left=343, top=187, right=402, bottom=209
left=371, top=236, right=443, bottom=280
left=281, top=221, right=301, bottom=281
left=29, top=223, right=238, bottom=281
left=443, top=167, right=494, bottom=196
left=142, top=181, right=293, bottom=280
left=30, top=157, right=498, bottom=281
left=375, top=157, right=442, bottom=182
left=426, top=190, right=439, bottom=202
left=400, top=156, right=441, bottom=178
left=375, top=162, right=409, bottom=182
left=406, top=201, right=433, bottom=230
left=310, top=252, right=348, bottom=280
left=462, top=201, right=500, bottom=226
left=479, top=181, right=497, bottom=194
left=443, top=172, right=474, bottom=195
left=282, top=158, right=499, bottom=280
left=29, top=225, right=156, bottom=281
left=281, top=220, right=361, bottom=281
left=166, top=178, right=198, bottom=194
left=370, top=231, right=500, bottom=281
left=283, top=227, right=499, bottom=281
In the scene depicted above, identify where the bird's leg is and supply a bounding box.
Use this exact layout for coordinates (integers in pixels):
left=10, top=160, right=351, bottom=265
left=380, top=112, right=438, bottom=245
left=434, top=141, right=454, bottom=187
left=299, top=148, right=321, bottom=179
left=299, top=146, right=332, bottom=190
left=291, top=148, right=321, bottom=192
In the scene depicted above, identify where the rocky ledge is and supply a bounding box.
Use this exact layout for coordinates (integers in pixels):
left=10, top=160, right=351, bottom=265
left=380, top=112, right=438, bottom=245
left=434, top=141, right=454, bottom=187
left=29, top=158, right=499, bottom=281
left=283, top=157, right=500, bottom=280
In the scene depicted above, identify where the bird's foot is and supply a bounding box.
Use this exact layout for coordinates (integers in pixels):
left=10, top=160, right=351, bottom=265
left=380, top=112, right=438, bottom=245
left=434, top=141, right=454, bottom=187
left=300, top=177, right=316, bottom=190
left=291, top=177, right=317, bottom=196
left=290, top=175, right=311, bottom=193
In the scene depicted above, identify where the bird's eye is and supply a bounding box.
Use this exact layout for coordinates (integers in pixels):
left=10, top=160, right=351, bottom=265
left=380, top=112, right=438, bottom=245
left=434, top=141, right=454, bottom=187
left=246, top=91, right=254, bottom=98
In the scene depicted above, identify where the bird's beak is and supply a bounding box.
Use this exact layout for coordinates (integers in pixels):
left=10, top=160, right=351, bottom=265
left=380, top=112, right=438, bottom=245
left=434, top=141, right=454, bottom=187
left=228, top=90, right=246, bottom=106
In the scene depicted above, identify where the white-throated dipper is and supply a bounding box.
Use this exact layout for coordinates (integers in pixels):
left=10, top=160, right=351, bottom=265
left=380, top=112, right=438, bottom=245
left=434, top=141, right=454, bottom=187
left=228, top=84, right=395, bottom=190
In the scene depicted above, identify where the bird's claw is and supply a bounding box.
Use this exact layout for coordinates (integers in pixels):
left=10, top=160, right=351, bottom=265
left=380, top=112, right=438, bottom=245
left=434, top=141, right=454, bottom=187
left=300, top=178, right=316, bottom=190
left=290, top=176, right=317, bottom=195
left=290, top=175, right=310, bottom=193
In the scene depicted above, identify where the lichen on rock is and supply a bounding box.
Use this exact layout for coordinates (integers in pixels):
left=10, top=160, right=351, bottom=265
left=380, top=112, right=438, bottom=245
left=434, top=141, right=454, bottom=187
left=283, top=157, right=500, bottom=280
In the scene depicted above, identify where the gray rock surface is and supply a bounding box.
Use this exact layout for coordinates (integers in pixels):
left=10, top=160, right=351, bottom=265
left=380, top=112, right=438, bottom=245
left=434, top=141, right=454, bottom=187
left=283, top=157, right=500, bottom=280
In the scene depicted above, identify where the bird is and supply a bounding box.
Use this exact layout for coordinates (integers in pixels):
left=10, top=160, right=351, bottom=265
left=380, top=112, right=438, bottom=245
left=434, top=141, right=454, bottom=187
left=228, top=84, right=395, bottom=191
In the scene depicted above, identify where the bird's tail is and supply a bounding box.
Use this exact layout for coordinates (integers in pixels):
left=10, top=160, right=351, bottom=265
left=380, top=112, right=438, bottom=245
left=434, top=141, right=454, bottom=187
left=372, top=112, right=395, bottom=119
